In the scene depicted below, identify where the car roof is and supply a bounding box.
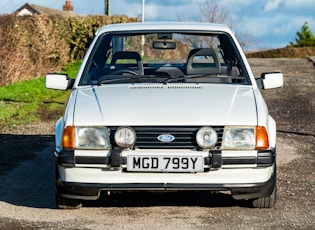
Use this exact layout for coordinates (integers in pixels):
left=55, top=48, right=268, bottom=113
left=96, top=22, right=233, bottom=35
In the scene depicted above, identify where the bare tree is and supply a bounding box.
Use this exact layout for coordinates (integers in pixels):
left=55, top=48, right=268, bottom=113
left=198, top=0, right=227, bottom=24
left=176, top=0, right=256, bottom=49
left=199, top=0, right=256, bottom=49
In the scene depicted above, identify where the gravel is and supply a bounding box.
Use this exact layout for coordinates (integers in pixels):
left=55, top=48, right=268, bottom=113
left=0, top=58, right=314, bottom=229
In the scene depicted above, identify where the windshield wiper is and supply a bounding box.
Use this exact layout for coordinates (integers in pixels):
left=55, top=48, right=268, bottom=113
left=163, top=74, right=223, bottom=84
left=163, top=76, right=185, bottom=83
left=97, top=76, right=141, bottom=85
left=97, top=76, right=168, bottom=85
left=185, top=74, right=215, bottom=79
left=164, top=74, right=215, bottom=83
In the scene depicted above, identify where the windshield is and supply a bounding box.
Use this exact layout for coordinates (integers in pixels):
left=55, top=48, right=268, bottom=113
left=79, top=31, right=250, bottom=86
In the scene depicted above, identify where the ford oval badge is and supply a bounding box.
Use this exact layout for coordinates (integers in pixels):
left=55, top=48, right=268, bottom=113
left=157, top=134, right=175, bottom=142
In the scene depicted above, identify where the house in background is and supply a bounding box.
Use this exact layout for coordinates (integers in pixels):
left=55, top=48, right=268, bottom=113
left=15, top=1, right=75, bottom=16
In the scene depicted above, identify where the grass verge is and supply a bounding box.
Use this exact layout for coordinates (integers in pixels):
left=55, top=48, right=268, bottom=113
left=0, top=60, right=81, bottom=125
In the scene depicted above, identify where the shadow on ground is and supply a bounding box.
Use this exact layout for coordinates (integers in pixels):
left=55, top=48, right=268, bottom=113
left=0, top=134, right=251, bottom=209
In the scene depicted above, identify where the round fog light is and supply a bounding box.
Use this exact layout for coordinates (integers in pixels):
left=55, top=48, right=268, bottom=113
left=115, top=126, right=136, bottom=148
left=196, top=126, right=218, bottom=149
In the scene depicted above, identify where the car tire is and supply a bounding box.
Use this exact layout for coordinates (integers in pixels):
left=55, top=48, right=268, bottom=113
left=251, top=181, right=277, bottom=208
left=55, top=191, right=82, bottom=209
left=55, top=162, right=82, bottom=209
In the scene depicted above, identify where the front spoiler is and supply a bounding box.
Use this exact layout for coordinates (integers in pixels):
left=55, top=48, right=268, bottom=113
left=56, top=169, right=276, bottom=201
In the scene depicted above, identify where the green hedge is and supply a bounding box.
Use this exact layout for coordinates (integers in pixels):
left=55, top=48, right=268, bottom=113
left=0, top=14, right=138, bottom=86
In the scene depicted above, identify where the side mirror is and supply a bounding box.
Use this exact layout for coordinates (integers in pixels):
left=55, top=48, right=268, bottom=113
left=256, top=72, right=283, bottom=90
left=45, top=73, right=74, bottom=90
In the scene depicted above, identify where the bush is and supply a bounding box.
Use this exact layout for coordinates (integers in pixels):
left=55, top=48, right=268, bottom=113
left=68, top=15, right=138, bottom=60
left=0, top=14, right=137, bottom=86
left=246, top=47, right=315, bottom=58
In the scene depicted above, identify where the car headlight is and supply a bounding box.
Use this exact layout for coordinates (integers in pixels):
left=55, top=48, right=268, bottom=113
left=221, top=126, right=269, bottom=150
left=196, top=126, right=218, bottom=149
left=114, top=126, right=136, bottom=148
left=222, top=127, right=255, bottom=150
left=62, top=126, right=110, bottom=149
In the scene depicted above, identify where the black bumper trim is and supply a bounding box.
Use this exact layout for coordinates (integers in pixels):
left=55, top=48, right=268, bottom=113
left=76, top=156, right=109, bottom=165
left=55, top=149, right=75, bottom=167
left=257, top=149, right=276, bottom=167
left=56, top=149, right=276, bottom=168
left=222, top=157, right=256, bottom=165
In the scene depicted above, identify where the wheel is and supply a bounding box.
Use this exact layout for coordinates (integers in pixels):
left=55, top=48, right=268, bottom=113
left=251, top=182, right=277, bottom=208
left=251, top=164, right=277, bottom=208
left=55, top=191, right=82, bottom=209
left=55, top=162, right=82, bottom=209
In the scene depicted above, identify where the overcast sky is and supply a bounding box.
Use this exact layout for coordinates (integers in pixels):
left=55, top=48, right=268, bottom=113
left=1, top=0, right=315, bottom=50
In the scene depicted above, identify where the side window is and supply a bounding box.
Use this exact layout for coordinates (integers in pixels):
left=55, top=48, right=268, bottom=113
left=80, top=35, right=112, bottom=85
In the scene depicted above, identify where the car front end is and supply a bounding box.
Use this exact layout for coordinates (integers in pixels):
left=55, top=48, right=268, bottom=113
left=46, top=22, right=282, bottom=209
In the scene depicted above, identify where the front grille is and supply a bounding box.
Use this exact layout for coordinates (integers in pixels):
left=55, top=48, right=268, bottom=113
left=109, top=126, right=224, bottom=149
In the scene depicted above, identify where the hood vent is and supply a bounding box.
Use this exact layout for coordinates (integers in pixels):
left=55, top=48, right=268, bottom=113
left=129, top=85, right=163, bottom=90
left=167, top=85, right=202, bottom=89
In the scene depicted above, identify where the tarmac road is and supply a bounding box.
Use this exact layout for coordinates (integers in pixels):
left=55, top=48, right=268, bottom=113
left=0, top=58, right=314, bottom=229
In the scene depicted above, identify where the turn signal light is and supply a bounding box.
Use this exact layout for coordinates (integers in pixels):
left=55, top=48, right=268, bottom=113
left=62, top=126, right=75, bottom=149
left=256, top=126, right=269, bottom=150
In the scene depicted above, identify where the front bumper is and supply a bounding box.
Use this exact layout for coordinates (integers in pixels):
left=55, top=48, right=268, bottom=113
left=56, top=168, right=276, bottom=200
left=55, top=148, right=276, bottom=200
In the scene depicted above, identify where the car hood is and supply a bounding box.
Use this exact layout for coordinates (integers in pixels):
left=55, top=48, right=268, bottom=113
left=73, top=84, right=257, bottom=126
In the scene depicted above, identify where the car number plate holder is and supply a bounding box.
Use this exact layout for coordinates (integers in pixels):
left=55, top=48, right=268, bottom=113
left=127, top=155, right=203, bottom=172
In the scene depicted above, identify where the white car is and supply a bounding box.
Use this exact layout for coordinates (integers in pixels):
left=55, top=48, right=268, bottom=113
left=46, top=22, right=283, bottom=209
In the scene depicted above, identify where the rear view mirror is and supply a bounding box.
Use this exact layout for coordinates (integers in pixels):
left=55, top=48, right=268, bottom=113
left=153, top=41, right=176, bottom=49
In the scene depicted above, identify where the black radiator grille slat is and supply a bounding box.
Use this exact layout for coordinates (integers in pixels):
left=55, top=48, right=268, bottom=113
left=109, top=126, right=224, bottom=149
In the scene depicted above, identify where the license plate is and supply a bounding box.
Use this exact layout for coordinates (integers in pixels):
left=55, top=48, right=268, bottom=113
left=127, top=155, right=203, bottom=172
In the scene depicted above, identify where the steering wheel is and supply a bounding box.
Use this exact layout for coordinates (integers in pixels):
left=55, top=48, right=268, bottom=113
left=112, top=69, right=139, bottom=75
